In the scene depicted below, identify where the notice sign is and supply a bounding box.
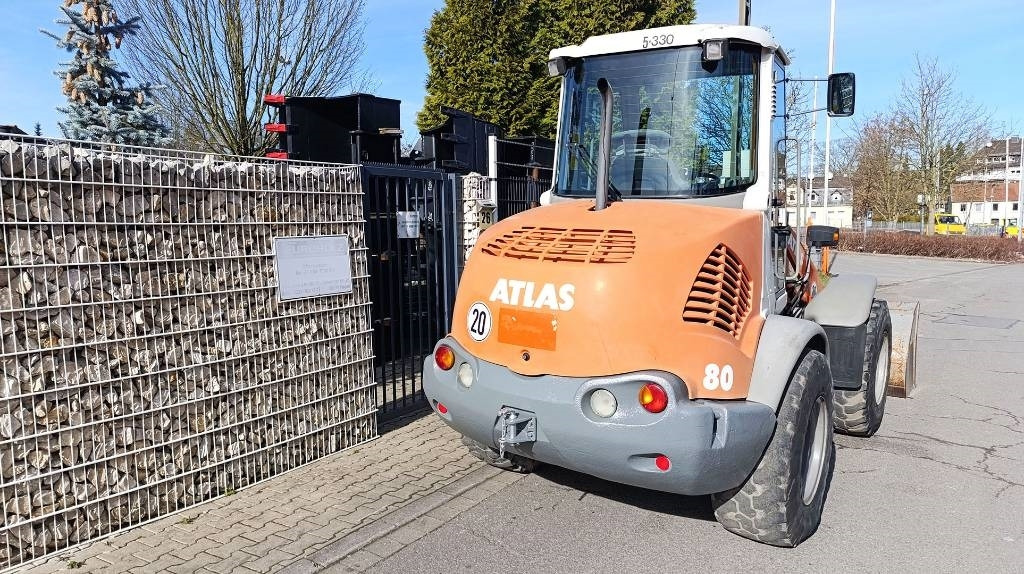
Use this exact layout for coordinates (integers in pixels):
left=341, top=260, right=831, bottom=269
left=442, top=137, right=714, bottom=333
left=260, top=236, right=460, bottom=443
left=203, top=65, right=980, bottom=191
left=274, top=235, right=353, bottom=301
left=397, top=211, right=421, bottom=239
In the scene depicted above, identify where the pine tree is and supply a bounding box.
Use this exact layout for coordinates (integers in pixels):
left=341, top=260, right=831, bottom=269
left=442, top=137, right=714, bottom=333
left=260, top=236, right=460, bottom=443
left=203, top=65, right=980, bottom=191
left=418, top=0, right=695, bottom=138
left=34, top=123, right=43, bottom=137
left=42, top=0, right=170, bottom=147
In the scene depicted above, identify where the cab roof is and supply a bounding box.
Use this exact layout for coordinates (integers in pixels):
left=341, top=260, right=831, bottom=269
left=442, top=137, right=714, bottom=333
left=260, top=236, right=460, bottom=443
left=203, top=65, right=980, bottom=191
left=549, top=23, right=790, bottom=65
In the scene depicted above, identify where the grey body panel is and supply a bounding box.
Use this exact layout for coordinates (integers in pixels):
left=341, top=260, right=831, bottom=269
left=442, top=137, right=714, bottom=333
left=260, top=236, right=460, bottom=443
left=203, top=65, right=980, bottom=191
left=804, top=273, right=878, bottom=327
left=423, top=338, right=776, bottom=496
left=746, top=315, right=829, bottom=411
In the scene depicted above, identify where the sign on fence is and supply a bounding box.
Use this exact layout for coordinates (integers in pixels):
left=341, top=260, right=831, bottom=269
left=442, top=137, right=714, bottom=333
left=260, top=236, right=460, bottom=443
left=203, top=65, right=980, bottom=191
left=396, top=210, right=421, bottom=239
left=274, top=235, right=354, bottom=300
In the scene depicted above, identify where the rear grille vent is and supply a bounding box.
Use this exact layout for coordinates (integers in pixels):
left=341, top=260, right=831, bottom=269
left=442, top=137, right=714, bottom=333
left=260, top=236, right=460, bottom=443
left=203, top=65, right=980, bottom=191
left=480, top=227, right=636, bottom=263
left=683, top=244, right=753, bottom=337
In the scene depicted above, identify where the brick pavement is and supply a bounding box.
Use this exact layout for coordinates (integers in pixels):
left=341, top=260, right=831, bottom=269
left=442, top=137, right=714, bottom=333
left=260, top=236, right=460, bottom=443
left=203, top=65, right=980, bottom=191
left=18, top=412, right=497, bottom=574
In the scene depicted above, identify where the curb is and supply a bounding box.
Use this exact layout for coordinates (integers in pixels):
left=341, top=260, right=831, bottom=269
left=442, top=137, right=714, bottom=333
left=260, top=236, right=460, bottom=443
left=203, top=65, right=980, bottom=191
left=279, top=464, right=509, bottom=573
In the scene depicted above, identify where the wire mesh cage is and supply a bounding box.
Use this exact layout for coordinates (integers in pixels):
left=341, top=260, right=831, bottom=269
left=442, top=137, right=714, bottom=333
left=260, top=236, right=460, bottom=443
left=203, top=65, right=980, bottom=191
left=0, top=135, right=375, bottom=569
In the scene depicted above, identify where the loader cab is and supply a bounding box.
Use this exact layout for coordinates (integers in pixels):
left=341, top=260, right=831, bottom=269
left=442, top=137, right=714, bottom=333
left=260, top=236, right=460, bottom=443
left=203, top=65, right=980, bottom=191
left=546, top=25, right=786, bottom=211
left=545, top=24, right=853, bottom=214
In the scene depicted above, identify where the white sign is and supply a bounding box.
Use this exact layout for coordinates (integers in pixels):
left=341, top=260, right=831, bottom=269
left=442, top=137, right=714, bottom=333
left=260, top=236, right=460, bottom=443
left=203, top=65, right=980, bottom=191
left=274, top=235, right=353, bottom=301
left=397, top=211, right=421, bottom=239
left=466, top=302, right=492, bottom=342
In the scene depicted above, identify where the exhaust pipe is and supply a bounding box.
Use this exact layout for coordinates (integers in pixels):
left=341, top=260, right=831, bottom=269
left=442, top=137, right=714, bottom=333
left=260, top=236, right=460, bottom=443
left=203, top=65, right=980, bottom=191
left=595, top=78, right=613, bottom=211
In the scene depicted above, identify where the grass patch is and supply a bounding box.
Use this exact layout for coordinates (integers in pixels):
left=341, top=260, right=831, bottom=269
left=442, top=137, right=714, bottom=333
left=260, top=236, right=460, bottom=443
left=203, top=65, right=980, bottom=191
left=178, top=514, right=199, bottom=525
left=66, top=559, right=84, bottom=569
left=839, top=231, right=1024, bottom=262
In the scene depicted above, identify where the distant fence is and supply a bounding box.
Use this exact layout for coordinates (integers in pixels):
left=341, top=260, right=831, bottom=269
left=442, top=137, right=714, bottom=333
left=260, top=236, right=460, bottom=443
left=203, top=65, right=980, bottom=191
left=491, top=137, right=554, bottom=220
left=0, top=136, right=375, bottom=569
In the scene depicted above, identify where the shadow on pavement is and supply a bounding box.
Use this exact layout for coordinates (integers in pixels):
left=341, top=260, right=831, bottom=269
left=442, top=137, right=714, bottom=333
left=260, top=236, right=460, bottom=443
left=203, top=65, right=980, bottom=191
left=533, top=464, right=716, bottom=522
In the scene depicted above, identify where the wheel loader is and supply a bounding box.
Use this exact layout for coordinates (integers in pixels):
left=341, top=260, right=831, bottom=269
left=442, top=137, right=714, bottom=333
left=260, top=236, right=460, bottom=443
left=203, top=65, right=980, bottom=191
left=423, top=22, right=892, bottom=547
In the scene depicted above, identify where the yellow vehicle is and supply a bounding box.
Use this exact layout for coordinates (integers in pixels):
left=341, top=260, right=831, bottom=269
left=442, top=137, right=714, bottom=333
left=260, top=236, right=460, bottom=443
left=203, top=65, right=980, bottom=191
left=1004, top=219, right=1019, bottom=238
left=934, top=213, right=965, bottom=235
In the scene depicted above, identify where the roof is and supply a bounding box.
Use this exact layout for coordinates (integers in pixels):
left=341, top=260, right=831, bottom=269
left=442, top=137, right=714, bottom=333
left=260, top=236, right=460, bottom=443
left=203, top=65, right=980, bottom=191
left=0, top=125, right=27, bottom=135
left=549, top=24, right=789, bottom=64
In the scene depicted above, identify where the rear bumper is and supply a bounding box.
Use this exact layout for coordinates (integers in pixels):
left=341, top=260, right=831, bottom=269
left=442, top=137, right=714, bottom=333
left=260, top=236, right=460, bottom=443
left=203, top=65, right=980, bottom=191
left=422, top=338, right=775, bottom=496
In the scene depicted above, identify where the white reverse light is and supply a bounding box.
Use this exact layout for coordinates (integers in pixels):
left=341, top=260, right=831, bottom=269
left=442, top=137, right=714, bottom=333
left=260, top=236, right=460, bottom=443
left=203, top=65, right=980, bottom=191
left=457, top=363, right=474, bottom=388
left=590, top=389, right=617, bottom=418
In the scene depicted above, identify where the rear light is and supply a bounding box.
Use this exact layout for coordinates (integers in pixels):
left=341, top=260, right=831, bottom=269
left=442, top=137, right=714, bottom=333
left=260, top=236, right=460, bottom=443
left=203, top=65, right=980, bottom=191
left=264, top=123, right=287, bottom=133
left=638, top=383, right=668, bottom=413
left=436, top=402, right=448, bottom=414
left=264, top=94, right=286, bottom=104
left=457, top=363, right=474, bottom=387
left=589, top=389, right=617, bottom=418
left=265, top=151, right=288, bottom=160
left=655, top=455, right=671, bottom=471
left=434, top=345, right=455, bottom=371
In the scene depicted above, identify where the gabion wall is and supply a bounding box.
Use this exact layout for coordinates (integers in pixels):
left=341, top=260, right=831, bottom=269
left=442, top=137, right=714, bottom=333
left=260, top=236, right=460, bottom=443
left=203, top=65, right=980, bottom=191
left=0, top=136, right=375, bottom=568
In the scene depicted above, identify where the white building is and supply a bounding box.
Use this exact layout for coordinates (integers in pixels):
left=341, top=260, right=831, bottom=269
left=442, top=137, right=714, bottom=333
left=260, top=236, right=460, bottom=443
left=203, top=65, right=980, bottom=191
left=784, top=177, right=854, bottom=228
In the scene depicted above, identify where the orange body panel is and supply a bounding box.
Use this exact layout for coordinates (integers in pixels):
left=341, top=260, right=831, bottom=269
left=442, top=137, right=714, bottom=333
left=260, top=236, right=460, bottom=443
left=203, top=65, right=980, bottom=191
left=450, top=200, right=766, bottom=400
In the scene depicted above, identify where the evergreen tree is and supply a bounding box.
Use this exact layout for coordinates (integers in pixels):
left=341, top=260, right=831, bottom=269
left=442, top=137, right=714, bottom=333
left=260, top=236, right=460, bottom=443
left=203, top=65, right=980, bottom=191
left=34, top=123, right=43, bottom=137
left=418, top=0, right=695, bottom=137
left=42, top=0, right=170, bottom=147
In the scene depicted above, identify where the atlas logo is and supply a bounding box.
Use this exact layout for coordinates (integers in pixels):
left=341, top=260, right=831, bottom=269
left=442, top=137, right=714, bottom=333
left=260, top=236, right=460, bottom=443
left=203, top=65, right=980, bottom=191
left=489, top=278, right=575, bottom=311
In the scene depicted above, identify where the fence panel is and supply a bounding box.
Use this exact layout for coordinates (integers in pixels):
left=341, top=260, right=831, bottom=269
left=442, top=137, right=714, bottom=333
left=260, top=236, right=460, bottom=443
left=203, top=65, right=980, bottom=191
left=362, top=165, right=459, bottom=419
left=0, top=136, right=374, bottom=569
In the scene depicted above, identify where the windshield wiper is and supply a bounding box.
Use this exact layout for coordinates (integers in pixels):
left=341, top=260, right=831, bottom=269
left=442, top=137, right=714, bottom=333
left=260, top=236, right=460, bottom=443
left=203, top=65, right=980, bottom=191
left=570, top=142, right=622, bottom=202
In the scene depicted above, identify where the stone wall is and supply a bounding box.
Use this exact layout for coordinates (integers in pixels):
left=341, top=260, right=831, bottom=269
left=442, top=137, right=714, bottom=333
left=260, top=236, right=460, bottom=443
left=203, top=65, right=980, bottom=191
left=460, top=173, right=495, bottom=261
left=0, top=137, right=375, bottom=568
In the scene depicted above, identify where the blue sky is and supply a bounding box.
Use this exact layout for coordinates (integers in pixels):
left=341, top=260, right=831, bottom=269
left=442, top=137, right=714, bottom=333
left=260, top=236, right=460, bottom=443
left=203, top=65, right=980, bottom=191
left=2, top=1, right=1021, bottom=143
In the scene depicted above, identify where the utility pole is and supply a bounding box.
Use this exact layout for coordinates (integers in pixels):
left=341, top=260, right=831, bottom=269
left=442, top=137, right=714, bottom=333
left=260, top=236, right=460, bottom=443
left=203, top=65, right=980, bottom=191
left=822, top=0, right=837, bottom=226
left=1005, top=135, right=1011, bottom=229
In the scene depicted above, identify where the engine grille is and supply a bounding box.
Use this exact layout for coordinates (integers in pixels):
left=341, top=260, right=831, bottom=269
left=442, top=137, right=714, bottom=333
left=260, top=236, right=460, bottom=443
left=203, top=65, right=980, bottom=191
left=480, top=226, right=636, bottom=263
left=683, top=244, right=753, bottom=337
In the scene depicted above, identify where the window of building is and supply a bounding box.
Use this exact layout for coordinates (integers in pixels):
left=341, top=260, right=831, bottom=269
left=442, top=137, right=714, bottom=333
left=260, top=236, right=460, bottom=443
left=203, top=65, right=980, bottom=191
left=993, top=203, right=999, bottom=211
left=974, top=203, right=982, bottom=211
left=991, top=218, right=1000, bottom=225
left=1014, top=203, right=1019, bottom=211
left=959, top=204, right=966, bottom=212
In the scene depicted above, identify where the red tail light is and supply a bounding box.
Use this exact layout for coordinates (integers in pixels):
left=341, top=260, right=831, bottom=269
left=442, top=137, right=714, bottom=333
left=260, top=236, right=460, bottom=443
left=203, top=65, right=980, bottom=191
left=434, top=345, right=455, bottom=371
left=264, top=94, right=286, bottom=104
left=265, top=151, right=288, bottom=160
left=265, top=123, right=287, bottom=133
left=638, top=383, right=668, bottom=413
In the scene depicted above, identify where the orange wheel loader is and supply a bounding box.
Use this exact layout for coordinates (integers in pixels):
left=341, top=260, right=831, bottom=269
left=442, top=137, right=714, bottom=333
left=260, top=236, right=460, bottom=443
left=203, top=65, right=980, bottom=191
left=423, top=23, right=891, bottom=547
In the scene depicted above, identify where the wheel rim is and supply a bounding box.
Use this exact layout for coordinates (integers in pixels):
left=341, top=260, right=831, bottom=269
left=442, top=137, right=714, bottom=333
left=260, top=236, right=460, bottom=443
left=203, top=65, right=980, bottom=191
left=874, top=334, right=891, bottom=405
left=803, top=397, right=829, bottom=505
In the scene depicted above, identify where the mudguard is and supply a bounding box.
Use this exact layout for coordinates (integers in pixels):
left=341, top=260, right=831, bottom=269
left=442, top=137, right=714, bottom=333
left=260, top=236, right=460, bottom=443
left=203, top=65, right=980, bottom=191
left=747, top=315, right=829, bottom=412
left=804, top=274, right=878, bottom=327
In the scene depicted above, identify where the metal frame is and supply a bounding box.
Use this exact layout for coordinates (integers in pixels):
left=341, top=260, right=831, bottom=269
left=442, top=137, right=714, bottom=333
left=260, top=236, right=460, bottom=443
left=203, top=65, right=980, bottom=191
left=0, top=135, right=375, bottom=569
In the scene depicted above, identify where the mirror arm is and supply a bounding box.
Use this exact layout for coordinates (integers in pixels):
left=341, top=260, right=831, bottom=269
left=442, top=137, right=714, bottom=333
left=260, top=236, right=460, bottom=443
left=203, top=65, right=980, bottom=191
left=778, top=107, right=828, bottom=118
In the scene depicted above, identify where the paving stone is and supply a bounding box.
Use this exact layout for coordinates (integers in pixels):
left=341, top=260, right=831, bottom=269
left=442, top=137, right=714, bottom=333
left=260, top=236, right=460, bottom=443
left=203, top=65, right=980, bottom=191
left=388, top=515, right=445, bottom=545
left=319, top=549, right=382, bottom=573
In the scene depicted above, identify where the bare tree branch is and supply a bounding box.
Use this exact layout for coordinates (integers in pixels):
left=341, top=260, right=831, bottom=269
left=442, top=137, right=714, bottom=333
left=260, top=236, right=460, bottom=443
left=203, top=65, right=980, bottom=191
left=120, top=0, right=370, bottom=156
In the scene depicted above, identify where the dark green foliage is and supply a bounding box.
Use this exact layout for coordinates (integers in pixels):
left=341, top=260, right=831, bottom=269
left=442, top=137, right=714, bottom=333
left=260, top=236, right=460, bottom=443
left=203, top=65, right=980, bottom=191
left=418, top=0, right=695, bottom=137
left=42, top=0, right=169, bottom=146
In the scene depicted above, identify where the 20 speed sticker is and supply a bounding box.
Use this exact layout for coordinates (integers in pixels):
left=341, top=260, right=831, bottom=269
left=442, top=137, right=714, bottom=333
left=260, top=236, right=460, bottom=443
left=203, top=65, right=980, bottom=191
left=466, top=302, right=492, bottom=342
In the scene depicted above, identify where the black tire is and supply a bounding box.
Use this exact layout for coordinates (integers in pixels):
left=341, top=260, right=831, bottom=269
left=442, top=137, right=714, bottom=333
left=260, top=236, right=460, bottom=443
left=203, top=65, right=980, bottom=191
left=461, top=436, right=540, bottom=473
left=712, top=350, right=835, bottom=547
left=833, top=299, right=891, bottom=437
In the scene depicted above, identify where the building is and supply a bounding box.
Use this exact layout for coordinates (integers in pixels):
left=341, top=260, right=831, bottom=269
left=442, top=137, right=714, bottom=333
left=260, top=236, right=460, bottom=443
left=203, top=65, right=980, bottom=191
left=784, top=176, right=854, bottom=228
left=951, top=137, right=1022, bottom=226
left=0, top=125, right=27, bottom=135
left=949, top=180, right=1020, bottom=226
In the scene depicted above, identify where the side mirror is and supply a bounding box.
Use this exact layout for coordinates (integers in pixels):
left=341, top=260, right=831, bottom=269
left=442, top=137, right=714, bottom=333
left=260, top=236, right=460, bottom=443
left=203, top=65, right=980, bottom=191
left=807, top=225, right=840, bottom=247
left=826, top=73, right=855, bottom=117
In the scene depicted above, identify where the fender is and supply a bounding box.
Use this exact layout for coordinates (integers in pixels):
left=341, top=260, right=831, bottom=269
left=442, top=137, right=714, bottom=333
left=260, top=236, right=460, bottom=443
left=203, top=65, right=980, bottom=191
left=804, top=274, right=878, bottom=327
left=746, top=315, right=829, bottom=412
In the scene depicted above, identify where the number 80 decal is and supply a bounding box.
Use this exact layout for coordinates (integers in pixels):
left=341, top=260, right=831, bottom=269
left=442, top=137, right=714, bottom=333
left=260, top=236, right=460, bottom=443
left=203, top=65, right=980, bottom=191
left=702, top=363, right=734, bottom=391
left=466, top=302, right=492, bottom=342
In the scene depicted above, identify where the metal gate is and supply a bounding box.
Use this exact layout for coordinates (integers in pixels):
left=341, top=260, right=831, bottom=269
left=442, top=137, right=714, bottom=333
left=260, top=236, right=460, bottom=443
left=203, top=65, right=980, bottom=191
left=362, top=165, right=460, bottom=419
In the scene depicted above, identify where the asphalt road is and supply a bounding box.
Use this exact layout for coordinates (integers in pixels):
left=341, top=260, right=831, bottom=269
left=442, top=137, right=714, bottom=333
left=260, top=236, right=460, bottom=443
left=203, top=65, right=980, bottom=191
left=371, top=253, right=1024, bottom=574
